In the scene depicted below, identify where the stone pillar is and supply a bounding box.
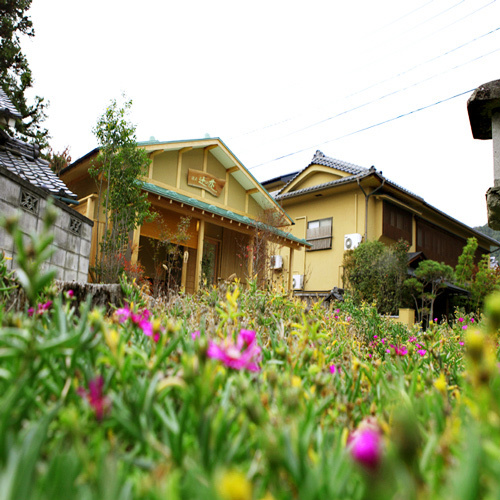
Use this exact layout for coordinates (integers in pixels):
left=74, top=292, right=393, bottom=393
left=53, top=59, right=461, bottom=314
left=493, top=109, right=500, bottom=187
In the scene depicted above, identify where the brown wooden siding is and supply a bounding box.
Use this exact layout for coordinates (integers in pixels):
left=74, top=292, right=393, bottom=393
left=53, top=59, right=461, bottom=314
left=416, top=218, right=466, bottom=267
left=383, top=201, right=412, bottom=244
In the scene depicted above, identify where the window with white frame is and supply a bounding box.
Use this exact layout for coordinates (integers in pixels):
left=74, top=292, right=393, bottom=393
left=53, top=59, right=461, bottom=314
left=306, top=217, right=332, bottom=251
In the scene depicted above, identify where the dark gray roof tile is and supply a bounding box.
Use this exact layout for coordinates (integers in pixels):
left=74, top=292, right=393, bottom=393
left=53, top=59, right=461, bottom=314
left=0, top=88, right=22, bottom=120
left=0, top=135, right=77, bottom=199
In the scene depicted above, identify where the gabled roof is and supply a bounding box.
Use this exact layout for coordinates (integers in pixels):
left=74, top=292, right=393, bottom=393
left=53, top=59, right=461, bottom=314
left=271, top=150, right=500, bottom=249
left=137, top=137, right=291, bottom=223
left=275, top=150, right=369, bottom=195
left=0, top=87, right=77, bottom=201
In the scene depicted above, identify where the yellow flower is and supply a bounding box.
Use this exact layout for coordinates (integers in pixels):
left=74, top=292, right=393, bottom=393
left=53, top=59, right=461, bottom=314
left=291, top=375, right=302, bottom=388
left=216, top=470, right=252, bottom=500
left=259, top=493, right=275, bottom=500
left=433, top=373, right=447, bottom=394
left=104, top=328, right=119, bottom=355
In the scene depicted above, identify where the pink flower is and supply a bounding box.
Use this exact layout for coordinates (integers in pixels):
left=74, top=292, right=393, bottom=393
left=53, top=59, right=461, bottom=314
left=462, top=325, right=468, bottom=330
left=417, top=349, right=427, bottom=356
left=389, top=344, right=407, bottom=356
left=37, top=300, right=52, bottom=314
left=115, top=306, right=131, bottom=322
left=329, top=364, right=339, bottom=374
left=458, top=317, right=464, bottom=323
left=66, top=289, right=74, bottom=298
left=77, top=376, right=111, bottom=421
left=348, top=423, right=383, bottom=471
left=115, top=304, right=159, bottom=342
left=191, top=330, right=201, bottom=340
left=471, top=318, right=475, bottom=323
left=459, top=341, right=464, bottom=346
left=207, top=329, right=262, bottom=372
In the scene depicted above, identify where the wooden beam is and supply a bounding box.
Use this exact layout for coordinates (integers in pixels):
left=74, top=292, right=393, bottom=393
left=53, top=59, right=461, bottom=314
left=176, top=147, right=193, bottom=189
left=227, top=166, right=239, bottom=174
left=246, top=188, right=259, bottom=195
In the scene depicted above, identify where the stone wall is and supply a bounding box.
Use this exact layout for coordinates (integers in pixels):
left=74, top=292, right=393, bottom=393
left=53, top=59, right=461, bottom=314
left=0, top=165, right=93, bottom=283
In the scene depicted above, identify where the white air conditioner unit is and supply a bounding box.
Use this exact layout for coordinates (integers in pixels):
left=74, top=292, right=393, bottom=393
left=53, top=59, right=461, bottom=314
left=344, top=233, right=363, bottom=251
left=270, top=255, right=283, bottom=270
left=292, top=274, right=304, bottom=290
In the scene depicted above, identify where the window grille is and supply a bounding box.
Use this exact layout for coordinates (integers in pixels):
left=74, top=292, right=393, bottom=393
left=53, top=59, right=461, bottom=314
left=69, top=217, right=82, bottom=235
left=19, top=190, right=39, bottom=214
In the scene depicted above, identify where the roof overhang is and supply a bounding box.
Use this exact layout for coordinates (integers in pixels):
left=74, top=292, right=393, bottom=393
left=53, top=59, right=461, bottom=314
left=141, top=181, right=310, bottom=250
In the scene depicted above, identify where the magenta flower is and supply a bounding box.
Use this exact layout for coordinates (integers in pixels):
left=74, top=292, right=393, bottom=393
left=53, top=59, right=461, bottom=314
left=459, top=341, right=465, bottom=346
left=207, top=329, right=262, bottom=372
left=329, top=364, right=339, bottom=374
left=462, top=325, right=468, bottom=330
left=77, top=376, right=111, bottom=421
left=66, top=289, right=74, bottom=298
left=348, top=423, right=383, bottom=470
left=38, top=300, right=52, bottom=314
left=191, top=330, right=201, bottom=340
left=115, top=304, right=159, bottom=342
left=417, top=349, right=427, bottom=356
left=458, top=317, right=464, bottom=323
left=389, top=344, right=407, bottom=356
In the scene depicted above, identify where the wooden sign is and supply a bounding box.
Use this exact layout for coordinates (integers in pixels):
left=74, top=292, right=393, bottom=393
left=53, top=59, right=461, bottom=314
left=187, top=169, right=226, bottom=197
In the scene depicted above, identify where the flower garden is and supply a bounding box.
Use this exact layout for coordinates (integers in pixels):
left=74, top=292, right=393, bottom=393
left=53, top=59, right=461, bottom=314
left=2, top=213, right=500, bottom=500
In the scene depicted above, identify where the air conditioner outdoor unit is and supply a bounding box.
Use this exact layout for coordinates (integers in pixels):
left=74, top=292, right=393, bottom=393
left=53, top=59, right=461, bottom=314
left=344, top=233, right=363, bottom=251
left=270, top=255, right=283, bottom=270
left=292, top=274, right=304, bottom=290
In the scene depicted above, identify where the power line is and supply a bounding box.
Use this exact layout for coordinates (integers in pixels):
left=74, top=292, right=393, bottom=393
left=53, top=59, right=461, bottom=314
left=249, top=88, right=475, bottom=171
left=345, top=1, right=498, bottom=101
left=283, top=40, right=500, bottom=139
left=231, top=3, right=498, bottom=145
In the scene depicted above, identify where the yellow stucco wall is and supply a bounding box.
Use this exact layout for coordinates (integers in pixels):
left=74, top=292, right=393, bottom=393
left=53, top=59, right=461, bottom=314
left=292, top=172, right=342, bottom=191
left=149, top=147, right=262, bottom=219
left=280, top=190, right=367, bottom=291
left=152, top=151, right=177, bottom=186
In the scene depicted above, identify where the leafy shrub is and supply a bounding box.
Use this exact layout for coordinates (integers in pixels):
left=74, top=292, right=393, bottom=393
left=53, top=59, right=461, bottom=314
left=1, top=212, right=500, bottom=499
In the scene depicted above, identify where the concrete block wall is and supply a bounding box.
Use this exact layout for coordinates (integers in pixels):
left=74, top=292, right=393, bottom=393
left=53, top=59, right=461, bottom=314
left=0, top=166, right=93, bottom=283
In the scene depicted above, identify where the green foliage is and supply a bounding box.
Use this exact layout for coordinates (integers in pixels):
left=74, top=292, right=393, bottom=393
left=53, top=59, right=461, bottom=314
left=473, top=224, right=500, bottom=259
left=0, top=0, right=49, bottom=148
left=455, top=237, right=478, bottom=287
left=343, top=240, right=409, bottom=315
left=89, top=97, right=155, bottom=283
left=3, top=215, right=500, bottom=499
left=409, top=259, right=454, bottom=327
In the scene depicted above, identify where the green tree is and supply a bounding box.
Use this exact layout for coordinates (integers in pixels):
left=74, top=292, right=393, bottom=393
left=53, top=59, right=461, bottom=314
left=0, top=0, right=49, bottom=148
left=406, top=260, right=455, bottom=327
left=343, top=239, right=409, bottom=315
left=89, top=98, right=155, bottom=283
left=455, top=237, right=478, bottom=287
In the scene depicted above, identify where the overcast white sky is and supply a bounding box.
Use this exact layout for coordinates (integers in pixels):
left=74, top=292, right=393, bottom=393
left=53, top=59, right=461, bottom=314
left=22, top=0, right=500, bottom=228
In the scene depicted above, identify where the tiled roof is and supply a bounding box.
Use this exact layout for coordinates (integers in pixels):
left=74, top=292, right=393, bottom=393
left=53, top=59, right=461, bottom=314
left=309, top=150, right=368, bottom=175
left=277, top=150, right=368, bottom=195
left=0, top=87, right=22, bottom=120
left=0, top=131, right=77, bottom=200
left=141, top=181, right=310, bottom=247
